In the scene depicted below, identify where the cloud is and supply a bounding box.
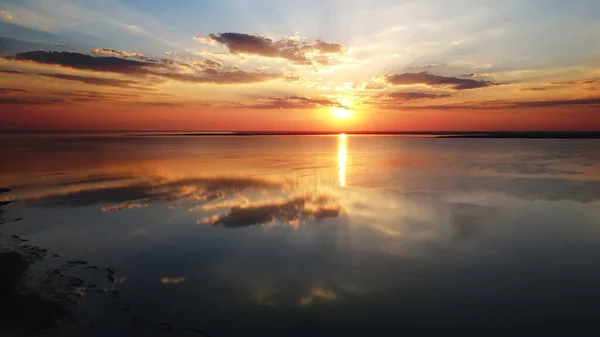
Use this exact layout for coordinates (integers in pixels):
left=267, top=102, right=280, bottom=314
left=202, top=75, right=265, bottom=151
left=14, top=51, right=160, bottom=76
left=90, top=48, right=149, bottom=61
left=126, top=25, right=142, bottom=32
left=38, top=72, right=149, bottom=89
left=0, top=69, right=24, bottom=74
left=383, top=72, right=502, bottom=90
left=246, top=96, right=349, bottom=109
left=0, top=97, right=65, bottom=105
left=0, top=10, right=12, bottom=21
left=101, top=202, right=148, bottom=212
left=0, top=86, right=174, bottom=106
left=195, top=33, right=344, bottom=66
left=134, top=101, right=183, bottom=107
left=0, top=88, right=27, bottom=94
left=520, top=87, right=547, bottom=91
left=407, top=96, right=600, bottom=110
left=551, top=79, right=598, bottom=85
left=6, top=50, right=286, bottom=86
left=212, top=195, right=342, bottom=228
left=160, top=70, right=281, bottom=85
left=380, top=92, right=451, bottom=102
left=51, top=90, right=143, bottom=99
left=0, top=88, right=142, bottom=105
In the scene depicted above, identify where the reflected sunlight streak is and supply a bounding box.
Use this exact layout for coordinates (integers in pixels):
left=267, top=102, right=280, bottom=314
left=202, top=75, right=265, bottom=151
left=338, top=134, right=347, bottom=187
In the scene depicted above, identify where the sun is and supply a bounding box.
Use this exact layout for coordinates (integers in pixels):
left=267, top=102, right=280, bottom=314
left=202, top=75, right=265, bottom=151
left=331, top=107, right=354, bottom=120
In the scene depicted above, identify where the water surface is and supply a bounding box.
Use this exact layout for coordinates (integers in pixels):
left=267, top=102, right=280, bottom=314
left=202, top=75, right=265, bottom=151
left=1, top=134, right=600, bottom=336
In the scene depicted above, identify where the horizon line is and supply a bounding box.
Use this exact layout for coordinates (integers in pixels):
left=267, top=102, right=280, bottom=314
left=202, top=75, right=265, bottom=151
left=2, top=130, right=600, bottom=134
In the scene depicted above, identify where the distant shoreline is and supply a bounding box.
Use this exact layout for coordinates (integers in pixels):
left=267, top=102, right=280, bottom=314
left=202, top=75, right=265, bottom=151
left=1, top=130, right=600, bottom=138
left=130, top=131, right=600, bottom=138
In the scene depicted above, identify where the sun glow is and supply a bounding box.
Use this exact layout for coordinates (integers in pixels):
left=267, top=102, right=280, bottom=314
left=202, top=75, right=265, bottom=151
left=331, top=107, right=354, bottom=120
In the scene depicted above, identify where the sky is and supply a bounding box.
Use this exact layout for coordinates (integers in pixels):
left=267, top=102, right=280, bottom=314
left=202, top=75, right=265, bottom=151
left=0, top=0, right=599, bottom=131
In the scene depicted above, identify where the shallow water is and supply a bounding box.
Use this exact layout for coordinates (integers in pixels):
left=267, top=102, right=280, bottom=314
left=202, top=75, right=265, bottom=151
left=1, top=134, right=600, bottom=336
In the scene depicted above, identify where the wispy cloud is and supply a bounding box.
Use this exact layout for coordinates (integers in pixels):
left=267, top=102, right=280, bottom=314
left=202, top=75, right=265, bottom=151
left=244, top=96, right=349, bottom=109
left=6, top=50, right=289, bottom=86
left=404, top=97, right=600, bottom=110
left=520, top=87, right=547, bottom=91
left=39, top=72, right=150, bottom=89
left=383, top=72, right=503, bottom=90
left=90, top=48, right=149, bottom=61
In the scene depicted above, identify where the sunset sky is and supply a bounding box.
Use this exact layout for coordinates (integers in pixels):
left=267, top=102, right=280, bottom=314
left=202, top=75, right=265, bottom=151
left=1, top=0, right=599, bottom=131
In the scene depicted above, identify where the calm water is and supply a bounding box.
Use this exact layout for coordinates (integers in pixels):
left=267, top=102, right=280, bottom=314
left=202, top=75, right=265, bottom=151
left=1, top=134, right=600, bottom=336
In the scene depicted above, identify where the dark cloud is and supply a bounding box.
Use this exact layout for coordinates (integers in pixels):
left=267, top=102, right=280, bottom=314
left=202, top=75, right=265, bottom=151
left=50, top=90, right=143, bottom=99
left=5, top=50, right=286, bottom=86
left=212, top=195, right=342, bottom=228
left=136, top=101, right=185, bottom=107
left=381, top=92, right=451, bottom=102
left=0, top=69, right=23, bottom=74
left=0, top=88, right=27, bottom=94
left=38, top=73, right=149, bottom=89
left=1, top=87, right=167, bottom=106
left=551, top=79, right=598, bottom=85
left=196, top=33, right=344, bottom=66
left=0, top=67, right=153, bottom=90
left=520, top=87, right=547, bottom=91
left=52, top=174, right=139, bottom=187
left=247, top=96, right=348, bottom=109
left=0, top=97, right=65, bottom=105
left=407, top=96, right=600, bottom=110
left=13, top=51, right=160, bottom=76
left=383, top=72, right=502, bottom=90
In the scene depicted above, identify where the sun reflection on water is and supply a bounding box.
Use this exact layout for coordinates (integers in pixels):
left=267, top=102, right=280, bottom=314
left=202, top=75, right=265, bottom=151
left=338, top=134, right=347, bottom=187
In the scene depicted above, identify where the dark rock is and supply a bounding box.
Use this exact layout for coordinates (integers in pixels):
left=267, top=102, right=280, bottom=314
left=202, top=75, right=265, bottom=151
left=0, top=251, right=28, bottom=294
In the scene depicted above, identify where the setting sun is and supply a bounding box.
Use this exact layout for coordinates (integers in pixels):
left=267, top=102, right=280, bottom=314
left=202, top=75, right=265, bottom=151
left=331, top=108, right=354, bottom=120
